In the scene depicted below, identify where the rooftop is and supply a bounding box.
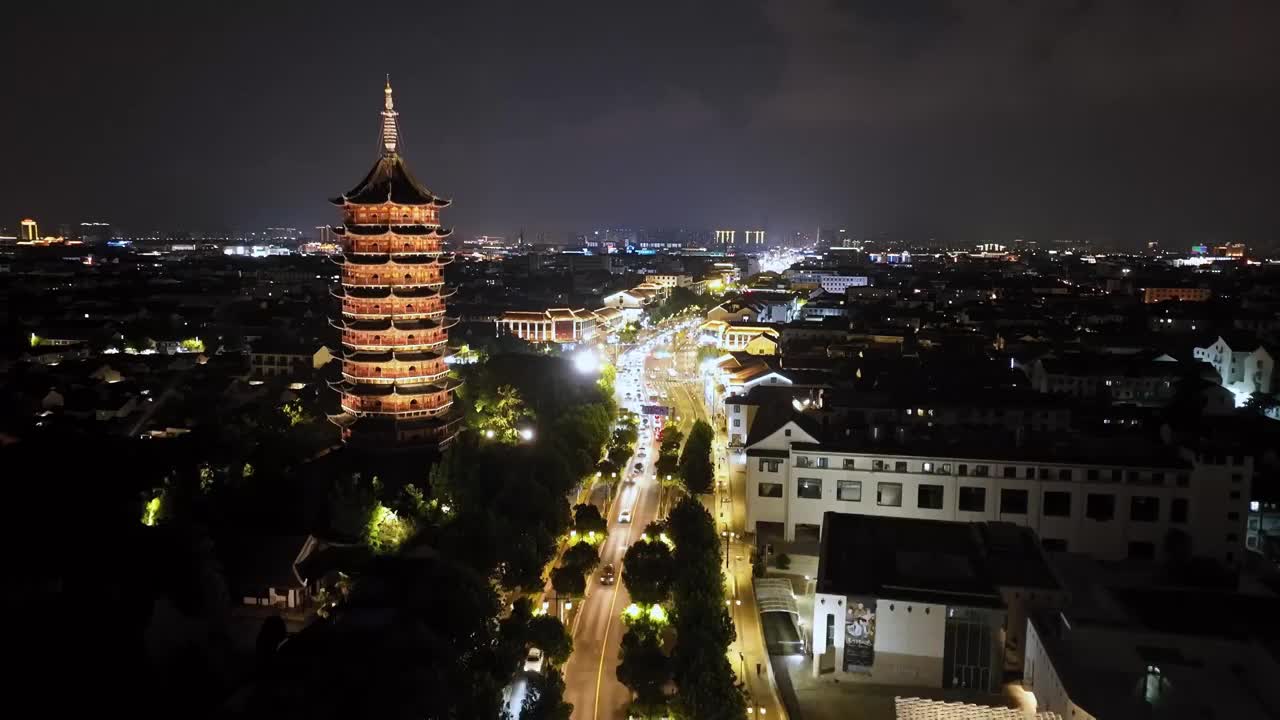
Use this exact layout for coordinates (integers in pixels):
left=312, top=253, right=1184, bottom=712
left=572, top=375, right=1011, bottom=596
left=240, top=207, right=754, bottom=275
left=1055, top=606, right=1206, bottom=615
left=816, top=513, right=1059, bottom=607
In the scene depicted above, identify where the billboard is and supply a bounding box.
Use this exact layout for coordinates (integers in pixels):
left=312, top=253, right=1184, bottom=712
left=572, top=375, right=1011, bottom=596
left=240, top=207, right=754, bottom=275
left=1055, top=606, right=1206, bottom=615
left=641, top=405, right=670, bottom=416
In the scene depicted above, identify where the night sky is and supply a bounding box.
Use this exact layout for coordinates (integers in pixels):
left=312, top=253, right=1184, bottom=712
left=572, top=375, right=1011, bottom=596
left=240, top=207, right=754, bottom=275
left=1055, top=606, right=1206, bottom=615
left=5, top=1, right=1279, bottom=246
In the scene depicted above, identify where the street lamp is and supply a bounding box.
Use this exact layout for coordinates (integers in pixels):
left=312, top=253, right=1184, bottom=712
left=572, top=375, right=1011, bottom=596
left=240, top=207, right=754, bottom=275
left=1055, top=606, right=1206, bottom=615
left=519, top=427, right=535, bottom=442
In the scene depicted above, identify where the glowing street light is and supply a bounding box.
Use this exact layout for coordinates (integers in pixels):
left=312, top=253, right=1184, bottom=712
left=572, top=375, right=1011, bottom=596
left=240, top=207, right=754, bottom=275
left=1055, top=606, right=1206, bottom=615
left=520, top=427, right=535, bottom=442
left=573, top=349, right=600, bottom=374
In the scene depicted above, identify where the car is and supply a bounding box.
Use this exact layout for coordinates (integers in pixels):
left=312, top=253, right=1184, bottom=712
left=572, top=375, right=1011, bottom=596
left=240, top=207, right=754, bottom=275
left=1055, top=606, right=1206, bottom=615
left=524, top=647, right=544, bottom=674
left=633, top=462, right=644, bottom=472
left=600, top=563, right=616, bottom=584
left=618, top=508, right=633, bottom=523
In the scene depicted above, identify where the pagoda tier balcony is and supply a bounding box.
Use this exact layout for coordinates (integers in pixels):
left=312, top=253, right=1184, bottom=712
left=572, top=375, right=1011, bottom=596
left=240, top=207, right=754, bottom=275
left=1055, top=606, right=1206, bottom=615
left=339, top=295, right=445, bottom=319
left=331, top=412, right=463, bottom=448
left=342, top=203, right=442, bottom=224
left=331, top=285, right=450, bottom=300
left=334, top=379, right=459, bottom=417
left=338, top=330, right=448, bottom=351
left=341, top=359, right=449, bottom=384
left=340, top=266, right=443, bottom=287
left=339, top=393, right=454, bottom=418
left=344, top=238, right=445, bottom=255
left=332, top=253, right=444, bottom=267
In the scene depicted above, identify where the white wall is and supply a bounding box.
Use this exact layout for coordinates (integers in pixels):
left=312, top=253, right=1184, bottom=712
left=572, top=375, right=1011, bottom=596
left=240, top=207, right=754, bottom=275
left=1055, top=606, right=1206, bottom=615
left=875, top=599, right=946, bottom=658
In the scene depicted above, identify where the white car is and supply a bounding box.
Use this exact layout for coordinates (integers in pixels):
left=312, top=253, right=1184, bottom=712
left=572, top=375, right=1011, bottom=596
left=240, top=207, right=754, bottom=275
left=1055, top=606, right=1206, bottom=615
left=524, top=647, right=545, bottom=674
left=618, top=508, right=633, bottom=524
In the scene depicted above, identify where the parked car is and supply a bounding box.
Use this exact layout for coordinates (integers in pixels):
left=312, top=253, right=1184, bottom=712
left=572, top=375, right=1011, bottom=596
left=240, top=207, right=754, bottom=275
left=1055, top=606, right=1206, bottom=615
left=600, top=563, right=616, bottom=584
left=524, top=647, right=544, bottom=674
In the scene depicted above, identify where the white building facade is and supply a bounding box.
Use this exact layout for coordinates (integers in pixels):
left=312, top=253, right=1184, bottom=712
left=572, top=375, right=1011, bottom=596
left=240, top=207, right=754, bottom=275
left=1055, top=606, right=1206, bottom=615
left=1193, top=335, right=1275, bottom=404
left=743, top=420, right=1250, bottom=566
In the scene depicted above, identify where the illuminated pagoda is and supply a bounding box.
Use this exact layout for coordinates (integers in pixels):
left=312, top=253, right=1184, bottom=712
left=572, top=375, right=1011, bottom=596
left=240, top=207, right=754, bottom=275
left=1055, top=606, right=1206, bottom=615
left=328, top=79, right=460, bottom=448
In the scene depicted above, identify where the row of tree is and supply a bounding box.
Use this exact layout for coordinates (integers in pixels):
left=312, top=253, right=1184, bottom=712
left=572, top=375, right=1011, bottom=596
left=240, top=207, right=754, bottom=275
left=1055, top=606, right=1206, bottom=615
left=615, top=498, right=744, bottom=718
left=667, top=497, right=746, bottom=718
left=677, top=420, right=715, bottom=494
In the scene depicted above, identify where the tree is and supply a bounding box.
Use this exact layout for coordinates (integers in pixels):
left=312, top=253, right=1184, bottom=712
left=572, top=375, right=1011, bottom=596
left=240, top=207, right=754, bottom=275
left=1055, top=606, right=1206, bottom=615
left=573, top=503, right=608, bottom=534
left=528, top=615, right=573, bottom=666
left=327, top=473, right=379, bottom=541
left=622, top=538, right=675, bottom=605
left=617, top=630, right=672, bottom=708
left=563, top=541, right=601, bottom=574
left=1245, top=391, right=1279, bottom=416
left=550, top=565, right=586, bottom=597
left=473, top=384, right=528, bottom=443
left=522, top=667, right=573, bottom=720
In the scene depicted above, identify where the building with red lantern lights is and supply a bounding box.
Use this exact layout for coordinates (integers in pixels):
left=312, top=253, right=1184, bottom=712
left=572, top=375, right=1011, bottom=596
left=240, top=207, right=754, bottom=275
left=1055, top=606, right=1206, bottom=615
left=328, top=80, right=460, bottom=448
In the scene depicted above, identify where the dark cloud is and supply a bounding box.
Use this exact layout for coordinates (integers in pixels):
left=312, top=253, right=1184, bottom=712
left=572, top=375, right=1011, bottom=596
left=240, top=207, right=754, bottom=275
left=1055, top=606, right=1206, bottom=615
left=2, top=0, right=1277, bottom=246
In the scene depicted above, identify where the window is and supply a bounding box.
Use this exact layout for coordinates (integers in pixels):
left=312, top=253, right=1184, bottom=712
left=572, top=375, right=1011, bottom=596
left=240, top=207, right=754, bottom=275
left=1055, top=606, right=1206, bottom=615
left=733, top=419, right=741, bottom=427
left=1001, top=489, right=1029, bottom=515
left=757, top=459, right=781, bottom=473
left=1227, top=512, right=1239, bottom=521
left=843, top=458, right=857, bottom=470
left=817, top=456, right=829, bottom=469
left=1152, top=472, right=1164, bottom=485
left=923, top=462, right=935, bottom=473
left=939, top=463, right=952, bottom=474
left=872, top=459, right=886, bottom=471
left=1003, top=466, right=1017, bottom=479
left=797, top=478, right=822, bottom=499
left=959, top=486, right=986, bottom=512
left=974, top=464, right=990, bottom=477
left=894, top=461, right=908, bottom=473
left=958, top=464, right=968, bottom=477
left=837, top=480, right=862, bottom=502
left=784, top=428, right=792, bottom=437
left=1130, top=496, right=1160, bottom=522
left=1128, top=541, right=1155, bottom=560
left=1171, top=498, right=1188, bottom=524
left=796, top=456, right=813, bottom=468
left=1038, top=468, right=1051, bottom=481
left=757, top=482, right=783, bottom=498
left=1087, top=469, right=1100, bottom=482
left=1043, top=491, right=1071, bottom=517
left=1058, top=469, right=1073, bottom=482
left=1024, top=467, right=1035, bottom=480
left=1127, top=471, right=1140, bottom=484
left=918, top=484, right=944, bottom=509
left=1230, top=473, right=1243, bottom=483
left=1111, top=469, right=1123, bottom=482
left=877, top=482, right=903, bottom=507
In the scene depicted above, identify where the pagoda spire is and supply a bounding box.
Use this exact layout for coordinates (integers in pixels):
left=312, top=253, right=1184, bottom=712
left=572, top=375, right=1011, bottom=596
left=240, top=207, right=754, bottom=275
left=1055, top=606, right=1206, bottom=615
left=381, top=75, right=400, bottom=155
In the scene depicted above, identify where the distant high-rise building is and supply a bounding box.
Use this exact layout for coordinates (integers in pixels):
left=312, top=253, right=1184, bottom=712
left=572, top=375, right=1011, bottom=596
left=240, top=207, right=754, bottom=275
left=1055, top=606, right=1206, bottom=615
left=715, top=229, right=736, bottom=245
left=79, top=222, right=111, bottom=245
left=19, top=218, right=38, bottom=241
left=329, top=79, right=460, bottom=449
left=315, top=225, right=335, bottom=244
left=744, top=230, right=765, bottom=246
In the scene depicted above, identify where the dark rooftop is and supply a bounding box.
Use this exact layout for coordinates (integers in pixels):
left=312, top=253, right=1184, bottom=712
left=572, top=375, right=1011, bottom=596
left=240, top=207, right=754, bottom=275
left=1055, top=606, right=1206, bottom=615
left=816, top=513, right=1059, bottom=608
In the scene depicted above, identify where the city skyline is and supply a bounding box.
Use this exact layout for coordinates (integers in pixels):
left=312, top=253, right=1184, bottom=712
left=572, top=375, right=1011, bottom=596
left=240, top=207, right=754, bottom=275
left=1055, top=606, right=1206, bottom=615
left=6, top=1, right=1280, bottom=247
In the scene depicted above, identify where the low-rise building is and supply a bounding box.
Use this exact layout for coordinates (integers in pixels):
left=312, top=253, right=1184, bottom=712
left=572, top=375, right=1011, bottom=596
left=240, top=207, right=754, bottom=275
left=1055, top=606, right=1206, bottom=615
left=1141, top=286, right=1211, bottom=304
left=1193, top=333, right=1275, bottom=404
left=1025, top=589, right=1280, bottom=719
left=810, top=513, right=1066, bottom=689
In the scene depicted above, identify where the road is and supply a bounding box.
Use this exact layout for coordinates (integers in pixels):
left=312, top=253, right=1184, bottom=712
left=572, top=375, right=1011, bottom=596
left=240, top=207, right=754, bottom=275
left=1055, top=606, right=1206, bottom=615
left=561, top=318, right=785, bottom=719
left=563, top=325, right=683, bottom=720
